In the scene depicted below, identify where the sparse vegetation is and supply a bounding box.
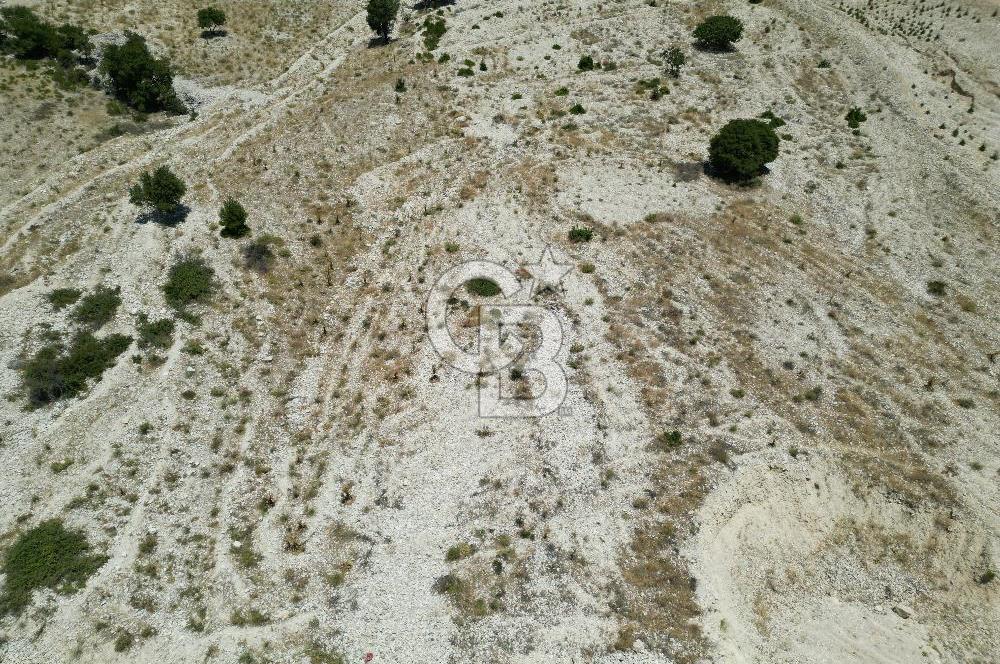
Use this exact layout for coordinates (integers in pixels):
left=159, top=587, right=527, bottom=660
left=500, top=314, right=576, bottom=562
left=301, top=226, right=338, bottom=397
left=466, top=278, right=501, bottom=297
left=21, top=332, right=132, bottom=405
left=71, top=285, right=121, bottom=329
left=48, top=287, right=81, bottom=310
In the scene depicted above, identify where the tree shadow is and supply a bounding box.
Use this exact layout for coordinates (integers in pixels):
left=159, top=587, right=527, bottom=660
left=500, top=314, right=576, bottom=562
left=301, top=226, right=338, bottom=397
left=200, top=29, right=228, bottom=39
left=367, top=35, right=393, bottom=48
left=413, top=0, right=455, bottom=9
left=693, top=41, right=737, bottom=53
left=702, top=161, right=768, bottom=185
left=136, top=205, right=191, bottom=226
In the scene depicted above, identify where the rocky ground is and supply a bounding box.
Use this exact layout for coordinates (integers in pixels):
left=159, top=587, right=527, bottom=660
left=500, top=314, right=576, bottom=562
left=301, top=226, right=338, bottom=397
left=0, top=0, right=997, bottom=663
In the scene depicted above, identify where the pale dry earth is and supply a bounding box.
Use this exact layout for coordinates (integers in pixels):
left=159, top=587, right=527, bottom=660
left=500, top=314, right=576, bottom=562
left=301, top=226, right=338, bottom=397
left=0, top=1, right=997, bottom=663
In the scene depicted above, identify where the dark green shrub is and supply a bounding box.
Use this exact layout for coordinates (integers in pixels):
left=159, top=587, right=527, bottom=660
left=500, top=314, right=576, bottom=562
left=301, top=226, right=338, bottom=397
left=197, top=7, right=226, bottom=33
left=71, top=285, right=121, bottom=328
left=708, top=119, right=780, bottom=181
left=759, top=110, right=786, bottom=128
left=366, top=0, right=400, bottom=41
left=101, top=32, right=184, bottom=113
left=130, top=166, right=186, bottom=214
left=422, top=16, right=446, bottom=50
left=0, top=6, right=58, bottom=59
left=846, top=106, right=867, bottom=128
left=578, top=54, right=595, bottom=71
left=456, top=67, right=474, bottom=77
left=693, top=15, right=744, bottom=51
left=665, top=47, right=685, bottom=77
left=568, top=226, right=593, bottom=243
left=569, top=103, right=586, bottom=115
left=136, top=314, right=175, bottom=349
left=0, top=519, right=106, bottom=615
left=21, top=332, right=132, bottom=405
left=114, top=633, right=135, bottom=652
left=926, top=280, right=946, bottom=296
left=394, top=77, right=406, bottom=93
left=219, top=198, right=249, bottom=238
left=243, top=241, right=275, bottom=273
left=163, top=255, right=215, bottom=309
left=48, top=287, right=81, bottom=310
left=466, top=278, right=501, bottom=297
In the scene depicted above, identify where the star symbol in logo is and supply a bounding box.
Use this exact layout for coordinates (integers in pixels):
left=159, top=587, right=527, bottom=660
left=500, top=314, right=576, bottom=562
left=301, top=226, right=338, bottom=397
left=523, top=246, right=572, bottom=296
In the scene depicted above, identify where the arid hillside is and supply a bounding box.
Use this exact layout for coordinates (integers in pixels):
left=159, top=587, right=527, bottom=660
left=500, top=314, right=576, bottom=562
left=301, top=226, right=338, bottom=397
left=0, top=1, right=997, bottom=663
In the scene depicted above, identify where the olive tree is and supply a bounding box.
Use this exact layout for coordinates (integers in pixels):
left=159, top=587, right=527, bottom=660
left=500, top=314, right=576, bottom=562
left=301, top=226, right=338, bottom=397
left=708, top=119, right=780, bottom=182
left=366, top=0, right=400, bottom=42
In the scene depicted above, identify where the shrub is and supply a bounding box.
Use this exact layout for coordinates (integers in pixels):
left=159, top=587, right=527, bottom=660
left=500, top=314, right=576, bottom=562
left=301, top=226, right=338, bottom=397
left=569, top=103, right=586, bottom=115
left=219, top=198, right=249, bottom=238
left=136, top=314, right=175, bottom=349
left=708, top=119, right=780, bottom=181
left=465, top=278, right=501, bottom=297
left=366, top=0, right=400, bottom=41
left=21, top=332, right=132, bottom=405
left=164, top=256, right=215, bottom=309
left=71, top=285, right=121, bottom=329
left=846, top=106, right=867, bottom=128
left=926, top=280, right=946, bottom=296
left=197, top=7, right=226, bottom=33
left=422, top=16, right=446, bottom=50
left=693, top=15, right=744, bottom=51
left=0, top=519, right=106, bottom=615
left=130, top=166, right=186, bottom=214
left=243, top=241, right=275, bottom=273
left=759, top=110, right=785, bottom=128
left=101, top=32, right=184, bottom=113
left=568, top=226, right=593, bottom=243
left=48, top=287, right=81, bottom=310
left=665, top=47, right=685, bottom=77
left=577, top=54, right=595, bottom=71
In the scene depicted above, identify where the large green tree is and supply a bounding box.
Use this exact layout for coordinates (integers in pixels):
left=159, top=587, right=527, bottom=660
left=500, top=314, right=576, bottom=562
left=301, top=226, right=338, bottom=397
left=708, top=119, right=780, bottom=182
left=366, top=0, right=400, bottom=42
left=219, top=198, right=250, bottom=238
left=129, top=166, right=187, bottom=214
left=197, top=7, right=227, bottom=35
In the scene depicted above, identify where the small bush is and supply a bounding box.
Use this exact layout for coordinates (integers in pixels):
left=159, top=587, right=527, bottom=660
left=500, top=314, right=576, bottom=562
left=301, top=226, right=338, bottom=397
left=163, top=255, right=215, bottom=310
left=466, top=278, right=501, bottom=297
left=708, top=119, right=780, bottom=182
left=693, top=15, right=744, bottom=51
left=136, top=314, right=175, bottom=350
left=422, top=16, right=446, bottom=50
left=845, top=107, right=867, bottom=128
left=569, top=103, right=586, bottom=115
left=926, top=280, right=946, bottom=296
left=197, top=7, right=226, bottom=33
left=578, top=54, right=595, bottom=71
left=568, top=226, right=593, bottom=243
left=665, top=47, right=685, bottom=77
left=243, top=241, right=275, bottom=274
left=219, top=198, right=249, bottom=238
left=48, top=287, right=81, bottom=310
left=759, top=110, right=786, bottom=128
left=114, top=633, right=135, bottom=653
left=0, top=519, right=106, bottom=615
left=70, top=285, right=121, bottom=329
left=21, top=332, right=132, bottom=405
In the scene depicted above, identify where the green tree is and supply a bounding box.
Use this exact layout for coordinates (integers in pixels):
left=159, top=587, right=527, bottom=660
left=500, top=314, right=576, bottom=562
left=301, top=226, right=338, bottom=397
left=101, top=32, right=184, bottom=113
left=219, top=198, right=250, bottom=238
left=197, top=7, right=227, bottom=34
left=0, top=6, right=58, bottom=59
left=130, top=166, right=186, bottom=214
left=366, top=0, right=400, bottom=42
left=693, top=15, right=744, bottom=51
left=708, top=119, right=780, bottom=182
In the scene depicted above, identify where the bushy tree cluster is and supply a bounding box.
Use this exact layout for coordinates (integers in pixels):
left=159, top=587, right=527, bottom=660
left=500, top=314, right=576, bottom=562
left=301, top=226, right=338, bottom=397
left=0, top=5, right=91, bottom=62
left=101, top=32, right=185, bottom=113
